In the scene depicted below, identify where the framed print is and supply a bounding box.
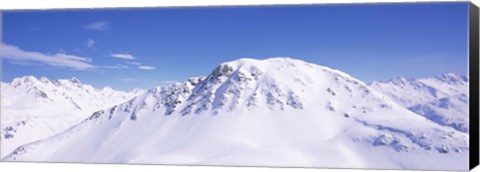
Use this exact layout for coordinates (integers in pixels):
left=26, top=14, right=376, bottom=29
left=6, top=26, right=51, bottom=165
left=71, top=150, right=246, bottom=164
left=1, top=1, right=479, bottom=171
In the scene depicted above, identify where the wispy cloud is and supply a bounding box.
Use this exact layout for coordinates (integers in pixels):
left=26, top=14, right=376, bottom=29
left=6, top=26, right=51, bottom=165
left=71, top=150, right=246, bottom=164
left=2, top=43, right=95, bottom=70
left=83, top=21, right=110, bottom=31
left=86, top=39, right=95, bottom=49
left=8, top=60, right=34, bottom=66
left=111, top=53, right=136, bottom=60
left=138, top=66, right=156, bottom=70
left=126, top=61, right=141, bottom=66
left=102, top=64, right=129, bottom=69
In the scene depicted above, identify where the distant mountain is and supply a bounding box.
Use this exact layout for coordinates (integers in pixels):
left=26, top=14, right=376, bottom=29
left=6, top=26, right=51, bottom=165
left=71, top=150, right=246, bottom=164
left=1, top=76, right=145, bottom=157
left=3, top=58, right=468, bottom=170
left=369, top=73, right=469, bottom=133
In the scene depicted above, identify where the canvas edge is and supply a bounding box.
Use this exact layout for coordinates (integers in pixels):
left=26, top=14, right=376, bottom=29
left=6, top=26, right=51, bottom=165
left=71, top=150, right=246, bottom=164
left=469, top=1, right=480, bottom=171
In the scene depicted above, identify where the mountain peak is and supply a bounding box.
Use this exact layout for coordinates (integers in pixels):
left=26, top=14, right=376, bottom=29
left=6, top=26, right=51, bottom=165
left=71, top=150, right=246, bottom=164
left=173, top=57, right=376, bottom=116
left=222, top=57, right=309, bottom=68
left=69, top=77, right=81, bottom=84
left=387, top=76, right=411, bottom=85
left=131, top=87, right=146, bottom=94
left=434, top=73, right=468, bottom=84
left=55, top=77, right=82, bottom=85
left=210, top=57, right=321, bottom=80
left=38, top=76, right=51, bottom=83
left=102, top=86, right=113, bottom=92
left=11, top=76, right=39, bottom=87
left=19, top=75, right=38, bottom=82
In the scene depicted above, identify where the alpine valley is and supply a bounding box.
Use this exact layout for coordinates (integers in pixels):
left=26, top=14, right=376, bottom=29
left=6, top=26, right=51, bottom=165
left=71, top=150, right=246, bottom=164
left=0, top=58, right=470, bottom=170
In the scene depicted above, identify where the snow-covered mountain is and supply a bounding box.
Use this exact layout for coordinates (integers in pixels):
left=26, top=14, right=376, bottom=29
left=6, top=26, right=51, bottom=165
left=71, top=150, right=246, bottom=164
left=369, top=73, right=469, bottom=133
left=2, top=58, right=469, bottom=170
left=1, top=76, right=145, bottom=157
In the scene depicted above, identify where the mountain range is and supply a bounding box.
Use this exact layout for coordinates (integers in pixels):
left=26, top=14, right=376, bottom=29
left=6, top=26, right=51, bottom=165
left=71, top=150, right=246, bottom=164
left=1, top=77, right=144, bottom=156
left=369, top=73, right=469, bottom=133
left=0, top=58, right=470, bottom=170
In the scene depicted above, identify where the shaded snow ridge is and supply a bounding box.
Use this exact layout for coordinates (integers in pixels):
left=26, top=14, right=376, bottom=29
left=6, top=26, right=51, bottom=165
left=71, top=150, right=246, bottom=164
left=3, top=57, right=469, bottom=170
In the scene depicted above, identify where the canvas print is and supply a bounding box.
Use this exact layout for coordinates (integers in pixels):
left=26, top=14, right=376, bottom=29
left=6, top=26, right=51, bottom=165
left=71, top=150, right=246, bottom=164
left=0, top=2, right=474, bottom=171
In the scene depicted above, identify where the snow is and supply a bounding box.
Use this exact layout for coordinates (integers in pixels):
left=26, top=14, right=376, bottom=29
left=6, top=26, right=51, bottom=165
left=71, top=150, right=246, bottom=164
left=1, top=58, right=470, bottom=170
left=1, top=76, right=145, bottom=158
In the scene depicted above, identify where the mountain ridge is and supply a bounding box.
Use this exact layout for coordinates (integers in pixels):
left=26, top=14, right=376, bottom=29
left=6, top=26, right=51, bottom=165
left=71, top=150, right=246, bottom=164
left=369, top=73, right=469, bottom=132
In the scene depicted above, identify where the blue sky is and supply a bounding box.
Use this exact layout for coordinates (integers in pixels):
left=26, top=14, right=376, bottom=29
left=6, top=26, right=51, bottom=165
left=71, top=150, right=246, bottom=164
left=1, top=2, right=469, bottom=91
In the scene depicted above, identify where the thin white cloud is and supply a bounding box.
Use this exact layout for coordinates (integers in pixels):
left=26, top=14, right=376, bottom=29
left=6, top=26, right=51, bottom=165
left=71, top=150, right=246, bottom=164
left=102, top=64, right=129, bottom=69
left=1, top=43, right=95, bottom=70
left=59, top=53, right=92, bottom=62
left=126, top=61, right=141, bottom=66
left=86, top=39, right=95, bottom=49
left=83, top=21, right=110, bottom=31
left=8, top=60, right=34, bottom=66
left=116, top=64, right=129, bottom=69
left=138, top=66, right=156, bottom=70
left=111, top=53, right=135, bottom=60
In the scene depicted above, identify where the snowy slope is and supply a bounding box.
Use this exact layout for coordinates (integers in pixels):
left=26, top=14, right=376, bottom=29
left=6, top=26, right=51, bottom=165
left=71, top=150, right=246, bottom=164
left=1, top=76, right=144, bottom=157
left=2, top=58, right=469, bottom=170
left=369, top=74, right=469, bottom=132
left=1, top=82, right=7, bottom=90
